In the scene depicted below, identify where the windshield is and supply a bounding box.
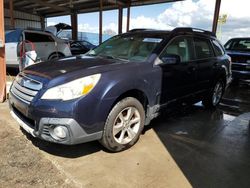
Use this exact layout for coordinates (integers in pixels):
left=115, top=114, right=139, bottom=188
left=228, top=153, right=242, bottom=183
left=87, top=35, right=163, bottom=62
left=225, top=39, right=250, bottom=52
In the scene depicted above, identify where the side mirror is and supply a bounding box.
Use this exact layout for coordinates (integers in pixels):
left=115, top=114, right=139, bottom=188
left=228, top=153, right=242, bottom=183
left=161, top=54, right=181, bottom=64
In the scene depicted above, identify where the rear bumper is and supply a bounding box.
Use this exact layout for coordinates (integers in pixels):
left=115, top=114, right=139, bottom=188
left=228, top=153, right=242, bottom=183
left=232, top=70, right=250, bottom=80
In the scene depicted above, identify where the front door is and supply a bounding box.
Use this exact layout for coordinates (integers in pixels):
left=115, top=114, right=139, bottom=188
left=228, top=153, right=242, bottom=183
left=158, top=36, right=197, bottom=104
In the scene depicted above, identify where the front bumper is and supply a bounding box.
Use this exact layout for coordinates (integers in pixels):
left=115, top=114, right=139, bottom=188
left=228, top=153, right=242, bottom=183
left=232, top=70, right=250, bottom=80
left=9, top=88, right=104, bottom=145
left=10, top=106, right=103, bottom=145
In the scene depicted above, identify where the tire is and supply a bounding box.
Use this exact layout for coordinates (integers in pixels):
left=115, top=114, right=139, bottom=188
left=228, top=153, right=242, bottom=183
left=202, top=79, right=225, bottom=109
left=49, top=53, right=64, bottom=60
left=100, top=97, right=145, bottom=152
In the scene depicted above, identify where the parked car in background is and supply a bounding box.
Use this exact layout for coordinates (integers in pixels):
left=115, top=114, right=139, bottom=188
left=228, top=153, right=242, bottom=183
left=225, top=38, right=250, bottom=81
left=9, top=27, right=231, bottom=152
left=5, top=29, right=72, bottom=68
left=70, top=40, right=96, bottom=55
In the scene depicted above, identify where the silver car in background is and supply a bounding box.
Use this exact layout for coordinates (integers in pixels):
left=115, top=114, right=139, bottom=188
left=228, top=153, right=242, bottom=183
left=5, top=29, right=72, bottom=68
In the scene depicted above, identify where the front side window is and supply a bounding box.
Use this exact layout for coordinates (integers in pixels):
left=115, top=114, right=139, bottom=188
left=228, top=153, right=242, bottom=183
left=212, top=39, right=225, bottom=56
left=160, top=36, right=193, bottom=63
left=194, top=37, right=214, bottom=59
left=88, top=35, right=163, bottom=62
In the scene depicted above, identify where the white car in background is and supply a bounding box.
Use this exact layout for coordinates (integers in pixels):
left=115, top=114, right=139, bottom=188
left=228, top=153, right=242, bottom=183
left=5, top=29, right=72, bottom=68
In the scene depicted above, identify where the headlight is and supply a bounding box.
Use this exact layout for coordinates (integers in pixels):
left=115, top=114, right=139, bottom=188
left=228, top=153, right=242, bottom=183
left=41, top=74, right=101, bottom=100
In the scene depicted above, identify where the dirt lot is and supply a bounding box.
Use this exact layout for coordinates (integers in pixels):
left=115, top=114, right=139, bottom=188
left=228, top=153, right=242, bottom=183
left=0, top=103, right=76, bottom=188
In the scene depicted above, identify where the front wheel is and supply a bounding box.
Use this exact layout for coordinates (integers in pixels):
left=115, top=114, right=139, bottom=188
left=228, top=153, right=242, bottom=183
left=202, top=79, right=225, bottom=108
left=100, top=97, right=145, bottom=152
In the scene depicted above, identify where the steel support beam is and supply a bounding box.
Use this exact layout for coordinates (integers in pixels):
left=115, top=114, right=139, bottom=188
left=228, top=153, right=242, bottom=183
left=71, top=12, right=78, bottom=40
left=118, top=6, right=123, bottom=34
left=212, top=0, right=221, bottom=34
left=0, top=0, right=6, bottom=102
left=99, top=0, right=103, bottom=44
left=40, top=16, right=45, bottom=30
left=126, top=1, right=131, bottom=32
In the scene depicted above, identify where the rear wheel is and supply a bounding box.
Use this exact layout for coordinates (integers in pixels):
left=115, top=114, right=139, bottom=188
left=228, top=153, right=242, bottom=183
left=202, top=79, right=225, bottom=108
left=100, top=97, right=145, bottom=152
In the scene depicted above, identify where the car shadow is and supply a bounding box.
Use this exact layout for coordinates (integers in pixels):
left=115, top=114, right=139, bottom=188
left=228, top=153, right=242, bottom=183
left=21, top=128, right=103, bottom=158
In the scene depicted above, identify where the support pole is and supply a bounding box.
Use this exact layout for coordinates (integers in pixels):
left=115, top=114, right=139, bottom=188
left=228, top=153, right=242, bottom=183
left=99, top=0, right=103, bottom=44
left=0, top=0, right=6, bottom=102
left=126, top=1, right=130, bottom=32
left=212, top=0, right=221, bottom=34
left=9, top=0, right=15, bottom=28
left=118, top=6, right=123, bottom=34
left=71, top=12, right=78, bottom=40
left=40, top=16, right=45, bottom=30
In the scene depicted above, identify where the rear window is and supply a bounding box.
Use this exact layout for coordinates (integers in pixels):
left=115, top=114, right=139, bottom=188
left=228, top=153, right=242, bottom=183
left=24, top=32, right=54, bottom=42
left=225, top=39, right=250, bottom=52
left=5, top=29, right=22, bottom=43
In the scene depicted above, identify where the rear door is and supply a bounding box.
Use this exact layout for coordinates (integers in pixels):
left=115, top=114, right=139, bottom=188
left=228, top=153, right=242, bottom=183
left=158, top=35, right=197, bottom=104
left=193, top=37, right=216, bottom=92
left=24, top=31, right=56, bottom=61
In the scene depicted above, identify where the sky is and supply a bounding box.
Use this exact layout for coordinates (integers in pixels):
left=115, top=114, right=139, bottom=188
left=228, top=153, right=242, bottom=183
left=47, top=0, right=250, bottom=44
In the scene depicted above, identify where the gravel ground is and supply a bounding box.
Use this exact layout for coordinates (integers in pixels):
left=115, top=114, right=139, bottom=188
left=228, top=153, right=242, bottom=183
left=0, top=103, right=76, bottom=188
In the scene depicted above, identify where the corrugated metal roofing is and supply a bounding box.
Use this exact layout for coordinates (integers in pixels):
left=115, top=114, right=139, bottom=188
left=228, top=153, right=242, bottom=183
left=4, top=0, right=184, bottom=18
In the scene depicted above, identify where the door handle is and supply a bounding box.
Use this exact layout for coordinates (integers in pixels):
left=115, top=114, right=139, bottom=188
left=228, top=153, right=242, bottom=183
left=213, top=62, right=218, bottom=67
left=188, top=66, right=196, bottom=72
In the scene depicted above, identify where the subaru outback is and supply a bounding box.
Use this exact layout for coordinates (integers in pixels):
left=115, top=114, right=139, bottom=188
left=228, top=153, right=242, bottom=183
left=9, top=28, right=232, bottom=152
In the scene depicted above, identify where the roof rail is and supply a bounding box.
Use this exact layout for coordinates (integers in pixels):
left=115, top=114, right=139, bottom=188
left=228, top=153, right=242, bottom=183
left=172, top=27, right=216, bottom=37
left=128, top=28, right=153, bottom=32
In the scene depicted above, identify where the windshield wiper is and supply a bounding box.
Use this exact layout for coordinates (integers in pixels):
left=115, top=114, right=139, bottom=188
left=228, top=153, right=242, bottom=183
left=98, top=54, right=129, bottom=62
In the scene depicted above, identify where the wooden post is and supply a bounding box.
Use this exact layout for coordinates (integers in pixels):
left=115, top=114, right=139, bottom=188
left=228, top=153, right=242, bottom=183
left=99, top=0, right=103, bottom=44
left=71, top=12, right=78, bottom=40
left=9, top=0, right=15, bottom=28
left=40, top=16, right=45, bottom=30
left=212, top=0, right=221, bottom=34
left=118, top=6, right=123, bottom=34
left=126, top=1, right=130, bottom=32
left=0, top=0, right=6, bottom=102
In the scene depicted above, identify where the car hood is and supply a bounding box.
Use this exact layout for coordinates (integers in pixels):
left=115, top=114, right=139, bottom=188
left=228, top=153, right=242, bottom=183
left=23, top=55, right=131, bottom=80
left=226, top=50, right=250, bottom=56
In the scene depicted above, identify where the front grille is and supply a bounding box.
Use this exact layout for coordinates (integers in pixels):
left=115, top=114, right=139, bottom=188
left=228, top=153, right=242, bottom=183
left=12, top=105, right=36, bottom=129
left=231, top=56, right=248, bottom=63
left=11, top=75, right=42, bottom=104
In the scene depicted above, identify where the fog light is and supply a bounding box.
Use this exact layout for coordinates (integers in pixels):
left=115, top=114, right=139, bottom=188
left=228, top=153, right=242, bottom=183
left=53, top=126, right=67, bottom=139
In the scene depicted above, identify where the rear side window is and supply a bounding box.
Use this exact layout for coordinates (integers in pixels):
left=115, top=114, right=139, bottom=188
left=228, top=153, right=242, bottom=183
left=212, top=39, right=225, bottom=56
left=194, top=37, right=214, bottom=59
left=25, top=32, right=54, bottom=42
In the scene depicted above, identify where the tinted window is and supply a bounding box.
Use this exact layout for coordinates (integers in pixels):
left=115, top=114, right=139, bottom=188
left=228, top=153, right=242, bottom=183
left=25, top=32, right=54, bottom=42
left=194, top=38, right=214, bottom=59
left=160, top=36, right=193, bottom=63
left=212, top=39, right=225, bottom=56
